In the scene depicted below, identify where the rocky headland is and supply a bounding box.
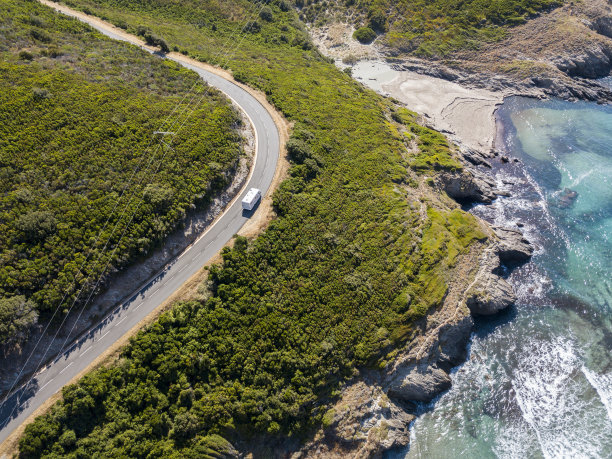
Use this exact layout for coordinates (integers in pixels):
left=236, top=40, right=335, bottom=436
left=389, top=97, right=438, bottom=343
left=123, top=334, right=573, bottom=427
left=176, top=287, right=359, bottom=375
left=289, top=136, right=535, bottom=457
left=295, top=1, right=612, bottom=454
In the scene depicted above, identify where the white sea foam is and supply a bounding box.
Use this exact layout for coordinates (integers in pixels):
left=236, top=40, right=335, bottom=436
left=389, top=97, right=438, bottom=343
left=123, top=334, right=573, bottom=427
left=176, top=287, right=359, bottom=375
left=582, top=366, right=612, bottom=422
left=512, top=335, right=612, bottom=458
left=493, top=420, right=537, bottom=459
left=406, top=98, right=612, bottom=459
left=511, top=266, right=551, bottom=301
left=569, top=168, right=595, bottom=188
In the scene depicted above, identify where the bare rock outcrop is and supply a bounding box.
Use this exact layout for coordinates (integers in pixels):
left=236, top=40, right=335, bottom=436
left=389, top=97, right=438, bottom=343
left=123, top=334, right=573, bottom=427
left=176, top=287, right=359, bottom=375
left=466, top=226, right=533, bottom=315
left=493, top=226, right=534, bottom=264
left=297, top=224, right=533, bottom=456
left=293, top=382, right=414, bottom=458
left=436, top=168, right=498, bottom=204
left=387, top=365, right=451, bottom=402
left=466, top=248, right=516, bottom=316
left=552, top=43, right=612, bottom=79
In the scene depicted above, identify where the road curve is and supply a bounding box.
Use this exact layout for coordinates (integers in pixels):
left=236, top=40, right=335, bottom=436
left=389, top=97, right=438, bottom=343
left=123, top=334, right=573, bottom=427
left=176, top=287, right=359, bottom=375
left=0, top=1, right=281, bottom=447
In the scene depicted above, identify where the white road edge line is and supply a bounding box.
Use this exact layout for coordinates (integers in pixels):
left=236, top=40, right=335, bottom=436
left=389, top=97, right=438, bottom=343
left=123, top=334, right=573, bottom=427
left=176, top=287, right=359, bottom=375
left=80, top=346, right=92, bottom=357
left=39, top=378, right=54, bottom=391
left=58, top=362, right=73, bottom=375
left=0, top=0, right=280, bottom=446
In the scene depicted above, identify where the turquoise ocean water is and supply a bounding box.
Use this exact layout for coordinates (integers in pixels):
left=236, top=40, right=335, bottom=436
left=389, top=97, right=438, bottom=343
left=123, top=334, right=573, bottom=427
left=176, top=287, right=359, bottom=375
left=399, top=96, right=612, bottom=458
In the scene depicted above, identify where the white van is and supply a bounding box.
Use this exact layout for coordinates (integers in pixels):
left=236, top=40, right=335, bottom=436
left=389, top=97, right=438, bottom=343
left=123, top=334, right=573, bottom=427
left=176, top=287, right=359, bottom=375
left=241, top=188, right=262, bottom=211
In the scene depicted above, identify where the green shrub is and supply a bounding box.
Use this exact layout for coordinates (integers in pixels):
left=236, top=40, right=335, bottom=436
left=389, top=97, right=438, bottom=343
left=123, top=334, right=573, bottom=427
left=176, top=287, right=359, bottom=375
left=16, top=211, right=57, bottom=241
left=353, top=26, right=376, bottom=43
left=349, top=0, right=562, bottom=56
left=143, top=31, right=170, bottom=52
left=0, top=296, right=38, bottom=347
left=260, top=6, right=274, bottom=22
left=18, top=50, right=33, bottom=60
left=243, top=20, right=261, bottom=33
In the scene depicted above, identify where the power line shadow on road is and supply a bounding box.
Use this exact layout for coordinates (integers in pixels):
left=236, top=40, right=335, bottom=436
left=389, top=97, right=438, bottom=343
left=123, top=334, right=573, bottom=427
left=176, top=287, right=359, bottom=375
left=0, top=379, right=39, bottom=430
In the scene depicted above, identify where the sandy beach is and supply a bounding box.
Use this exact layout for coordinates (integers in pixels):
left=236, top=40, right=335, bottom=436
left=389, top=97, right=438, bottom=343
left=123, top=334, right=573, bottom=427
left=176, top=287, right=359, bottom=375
left=351, top=60, right=503, bottom=155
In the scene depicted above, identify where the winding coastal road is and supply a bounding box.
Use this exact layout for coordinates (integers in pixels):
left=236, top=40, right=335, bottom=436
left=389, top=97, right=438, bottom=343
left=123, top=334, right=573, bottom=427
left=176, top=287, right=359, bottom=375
left=0, top=2, right=281, bottom=447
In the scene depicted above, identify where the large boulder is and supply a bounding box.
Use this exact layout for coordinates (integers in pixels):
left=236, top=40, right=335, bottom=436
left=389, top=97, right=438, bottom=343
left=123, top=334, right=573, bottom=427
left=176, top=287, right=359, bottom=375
left=437, top=169, right=497, bottom=204
left=466, top=270, right=516, bottom=315
left=387, top=365, right=452, bottom=402
left=465, top=249, right=517, bottom=316
left=494, top=226, right=534, bottom=264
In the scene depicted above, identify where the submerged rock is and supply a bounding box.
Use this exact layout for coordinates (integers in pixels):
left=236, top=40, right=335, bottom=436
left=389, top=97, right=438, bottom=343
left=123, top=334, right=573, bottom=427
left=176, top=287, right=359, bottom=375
left=553, top=187, right=579, bottom=208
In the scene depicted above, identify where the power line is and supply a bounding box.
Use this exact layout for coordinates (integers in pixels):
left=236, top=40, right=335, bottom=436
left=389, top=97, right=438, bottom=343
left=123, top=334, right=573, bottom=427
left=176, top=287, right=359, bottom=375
left=1, top=0, right=276, bottom=421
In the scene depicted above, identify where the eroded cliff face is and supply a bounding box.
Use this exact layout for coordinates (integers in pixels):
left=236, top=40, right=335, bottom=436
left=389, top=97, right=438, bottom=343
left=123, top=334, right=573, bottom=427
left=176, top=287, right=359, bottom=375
left=433, top=0, right=612, bottom=102
left=293, top=150, right=534, bottom=458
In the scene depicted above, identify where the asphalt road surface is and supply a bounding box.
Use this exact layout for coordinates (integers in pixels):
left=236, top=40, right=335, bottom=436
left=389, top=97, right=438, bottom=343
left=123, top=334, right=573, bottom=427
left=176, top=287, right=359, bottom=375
left=0, top=4, right=280, bottom=446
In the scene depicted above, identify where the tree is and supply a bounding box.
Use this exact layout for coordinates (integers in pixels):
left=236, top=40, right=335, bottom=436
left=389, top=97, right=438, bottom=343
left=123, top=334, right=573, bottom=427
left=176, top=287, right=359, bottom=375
left=286, top=138, right=312, bottom=163
left=169, top=411, right=200, bottom=442
left=16, top=211, right=57, bottom=241
left=143, top=31, right=170, bottom=52
left=368, top=9, right=387, bottom=32
left=259, top=6, right=273, bottom=22
left=0, top=296, right=38, bottom=352
left=243, top=20, right=261, bottom=33
left=143, top=183, right=174, bottom=212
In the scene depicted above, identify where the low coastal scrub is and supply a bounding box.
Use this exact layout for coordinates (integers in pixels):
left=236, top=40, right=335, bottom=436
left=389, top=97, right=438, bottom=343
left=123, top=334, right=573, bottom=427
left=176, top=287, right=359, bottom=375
left=19, top=0, right=486, bottom=456
left=297, top=0, right=563, bottom=56
left=353, top=26, right=377, bottom=43
left=0, top=0, right=242, bottom=349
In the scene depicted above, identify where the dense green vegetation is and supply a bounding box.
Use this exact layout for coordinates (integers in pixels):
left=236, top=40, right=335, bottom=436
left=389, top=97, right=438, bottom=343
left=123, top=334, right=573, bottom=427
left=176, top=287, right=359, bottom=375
left=298, top=0, right=563, bottom=56
left=0, top=0, right=242, bottom=349
left=19, top=0, right=487, bottom=456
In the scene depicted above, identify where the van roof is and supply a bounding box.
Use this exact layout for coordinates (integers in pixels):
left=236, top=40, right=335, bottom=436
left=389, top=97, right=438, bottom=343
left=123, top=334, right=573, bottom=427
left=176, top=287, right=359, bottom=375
left=244, top=188, right=260, bottom=201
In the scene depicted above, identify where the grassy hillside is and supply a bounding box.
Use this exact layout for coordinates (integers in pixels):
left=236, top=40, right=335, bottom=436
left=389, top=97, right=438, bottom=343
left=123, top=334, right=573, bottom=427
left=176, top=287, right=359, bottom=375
left=0, top=0, right=242, bottom=349
left=298, top=0, right=563, bottom=56
left=18, top=0, right=487, bottom=456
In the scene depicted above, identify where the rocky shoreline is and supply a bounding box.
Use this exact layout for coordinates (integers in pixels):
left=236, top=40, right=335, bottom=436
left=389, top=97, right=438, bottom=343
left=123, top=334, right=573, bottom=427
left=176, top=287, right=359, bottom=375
left=291, top=130, right=535, bottom=456
left=391, top=57, right=612, bottom=105
left=303, top=18, right=605, bottom=454
left=291, top=34, right=612, bottom=453
left=297, top=40, right=612, bottom=452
